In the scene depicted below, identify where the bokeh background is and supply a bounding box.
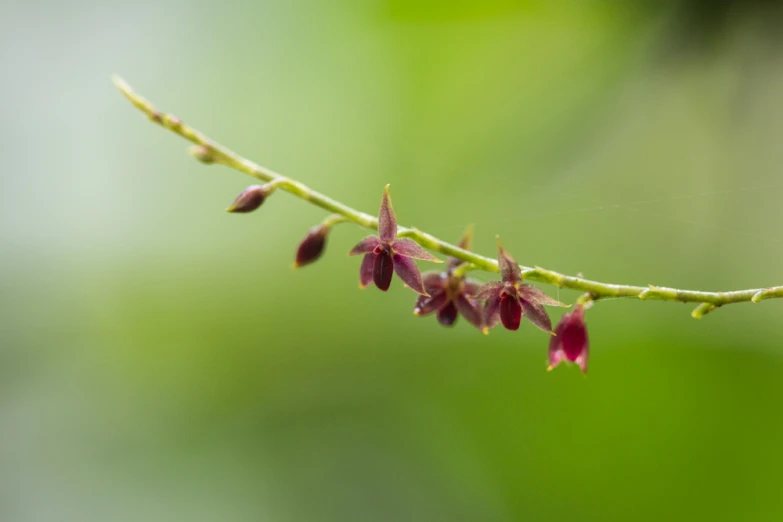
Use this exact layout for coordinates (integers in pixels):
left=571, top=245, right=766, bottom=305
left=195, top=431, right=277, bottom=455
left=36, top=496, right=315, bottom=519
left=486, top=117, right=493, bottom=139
left=2, top=1, right=783, bottom=520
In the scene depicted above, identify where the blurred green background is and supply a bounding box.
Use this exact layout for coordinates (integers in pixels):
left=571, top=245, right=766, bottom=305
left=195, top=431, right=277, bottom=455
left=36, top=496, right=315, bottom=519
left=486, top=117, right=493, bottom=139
left=2, top=1, right=783, bottom=520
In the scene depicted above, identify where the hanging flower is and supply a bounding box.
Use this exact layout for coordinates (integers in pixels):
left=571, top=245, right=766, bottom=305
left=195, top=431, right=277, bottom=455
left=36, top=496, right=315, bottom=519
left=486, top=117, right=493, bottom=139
left=478, top=241, right=567, bottom=333
left=548, top=304, right=589, bottom=374
left=349, top=185, right=441, bottom=294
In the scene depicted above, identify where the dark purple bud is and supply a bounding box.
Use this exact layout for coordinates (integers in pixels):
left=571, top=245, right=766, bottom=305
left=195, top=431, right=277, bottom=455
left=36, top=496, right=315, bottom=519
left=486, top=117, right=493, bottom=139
left=499, top=292, right=522, bottom=330
left=294, top=224, right=329, bottom=268
left=227, top=184, right=271, bottom=213
left=373, top=247, right=394, bottom=291
left=378, top=184, right=397, bottom=243
left=437, top=301, right=459, bottom=326
left=548, top=305, right=589, bottom=374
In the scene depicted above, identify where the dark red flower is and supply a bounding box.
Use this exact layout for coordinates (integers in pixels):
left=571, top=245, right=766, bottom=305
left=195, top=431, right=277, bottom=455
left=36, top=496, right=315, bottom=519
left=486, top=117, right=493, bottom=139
left=548, top=304, right=589, bottom=374
left=413, top=227, right=483, bottom=329
left=294, top=224, right=329, bottom=268
left=349, top=185, right=441, bottom=294
left=478, top=241, right=566, bottom=334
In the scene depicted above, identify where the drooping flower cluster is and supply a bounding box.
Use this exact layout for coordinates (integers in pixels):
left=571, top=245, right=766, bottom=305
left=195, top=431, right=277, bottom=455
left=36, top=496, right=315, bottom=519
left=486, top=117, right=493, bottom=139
left=228, top=184, right=591, bottom=374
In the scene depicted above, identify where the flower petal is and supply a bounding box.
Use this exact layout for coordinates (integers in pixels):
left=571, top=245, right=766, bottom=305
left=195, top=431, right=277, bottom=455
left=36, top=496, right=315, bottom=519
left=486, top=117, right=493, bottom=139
left=518, top=284, right=568, bottom=307
left=413, top=289, right=448, bottom=316
left=575, top=350, right=588, bottom=375
left=437, top=301, right=458, bottom=326
left=378, top=184, right=397, bottom=243
left=391, top=238, right=441, bottom=262
left=497, top=240, right=522, bottom=284
left=475, top=281, right=504, bottom=300
left=520, top=299, right=553, bottom=334
left=392, top=254, right=427, bottom=295
left=462, top=279, right=483, bottom=298
left=349, top=236, right=381, bottom=256
left=454, top=294, right=483, bottom=330
left=483, top=294, right=502, bottom=333
left=548, top=337, right=565, bottom=371
left=373, top=249, right=394, bottom=291
left=422, top=271, right=446, bottom=292
left=359, top=253, right=375, bottom=288
left=499, top=294, right=522, bottom=331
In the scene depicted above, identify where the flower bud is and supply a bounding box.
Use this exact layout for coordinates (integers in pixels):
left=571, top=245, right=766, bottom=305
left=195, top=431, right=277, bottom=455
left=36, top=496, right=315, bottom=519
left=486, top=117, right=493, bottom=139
left=295, top=224, right=329, bottom=268
left=189, top=144, right=216, bottom=164
left=226, top=185, right=270, bottom=213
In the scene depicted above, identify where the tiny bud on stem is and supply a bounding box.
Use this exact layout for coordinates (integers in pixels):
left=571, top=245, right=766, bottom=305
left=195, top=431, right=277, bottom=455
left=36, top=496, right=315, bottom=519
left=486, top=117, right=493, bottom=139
left=295, top=224, right=330, bottom=268
left=227, top=184, right=275, bottom=213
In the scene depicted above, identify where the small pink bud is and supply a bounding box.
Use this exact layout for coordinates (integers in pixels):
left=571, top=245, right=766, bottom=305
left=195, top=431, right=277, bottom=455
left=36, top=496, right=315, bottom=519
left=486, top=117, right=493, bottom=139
left=226, top=185, right=271, bottom=213
left=295, top=225, right=329, bottom=268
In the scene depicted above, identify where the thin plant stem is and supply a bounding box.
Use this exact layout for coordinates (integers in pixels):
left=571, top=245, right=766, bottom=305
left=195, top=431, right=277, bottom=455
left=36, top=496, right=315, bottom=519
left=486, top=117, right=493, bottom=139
left=113, top=76, right=783, bottom=317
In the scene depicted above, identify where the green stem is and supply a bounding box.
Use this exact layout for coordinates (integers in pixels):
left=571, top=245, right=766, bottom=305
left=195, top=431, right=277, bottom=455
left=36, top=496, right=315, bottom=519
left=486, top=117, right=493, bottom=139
left=113, top=76, right=783, bottom=317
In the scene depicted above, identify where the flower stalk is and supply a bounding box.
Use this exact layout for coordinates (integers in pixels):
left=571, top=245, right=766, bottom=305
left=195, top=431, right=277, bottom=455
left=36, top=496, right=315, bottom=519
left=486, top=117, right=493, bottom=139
left=113, top=75, right=783, bottom=317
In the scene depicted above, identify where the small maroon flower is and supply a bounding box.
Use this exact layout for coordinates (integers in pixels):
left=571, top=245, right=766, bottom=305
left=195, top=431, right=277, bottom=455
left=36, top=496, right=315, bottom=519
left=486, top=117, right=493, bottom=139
left=413, top=227, right=483, bottom=329
left=478, top=240, right=566, bottom=334
left=548, top=304, right=589, bottom=374
left=294, top=224, right=329, bottom=268
left=349, top=185, right=441, bottom=294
